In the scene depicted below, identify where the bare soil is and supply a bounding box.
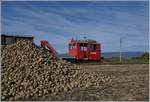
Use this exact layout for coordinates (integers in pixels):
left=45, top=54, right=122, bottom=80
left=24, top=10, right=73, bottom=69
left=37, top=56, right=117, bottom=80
left=33, top=64, right=149, bottom=101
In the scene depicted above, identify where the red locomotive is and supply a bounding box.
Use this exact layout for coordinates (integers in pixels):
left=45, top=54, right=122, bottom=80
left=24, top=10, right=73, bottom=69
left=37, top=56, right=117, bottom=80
left=68, top=38, right=101, bottom=61
left=41, top=38, right=101, bottom=61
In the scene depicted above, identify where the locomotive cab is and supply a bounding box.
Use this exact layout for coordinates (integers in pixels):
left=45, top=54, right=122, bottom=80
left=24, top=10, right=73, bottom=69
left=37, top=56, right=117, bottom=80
left=69, top=38, right=101, bottom=61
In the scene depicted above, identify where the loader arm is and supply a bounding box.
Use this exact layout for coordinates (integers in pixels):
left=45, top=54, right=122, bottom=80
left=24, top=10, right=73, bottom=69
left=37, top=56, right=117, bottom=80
left=41, top=40, right=57, bottom=56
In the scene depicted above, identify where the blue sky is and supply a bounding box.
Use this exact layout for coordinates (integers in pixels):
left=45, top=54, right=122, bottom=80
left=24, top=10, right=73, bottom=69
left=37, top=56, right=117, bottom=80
left=1, top=1, right=149, bottom=53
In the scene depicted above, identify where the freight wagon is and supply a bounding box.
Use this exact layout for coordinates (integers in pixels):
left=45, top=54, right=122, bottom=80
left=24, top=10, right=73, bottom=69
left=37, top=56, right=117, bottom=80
left=1, top=34, right=34, bottom=45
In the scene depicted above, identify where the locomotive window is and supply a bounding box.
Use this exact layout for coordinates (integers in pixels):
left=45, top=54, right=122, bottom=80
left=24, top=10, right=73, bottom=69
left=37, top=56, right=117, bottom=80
left=80, top=46, right=83, bottom=50
left=80, top=47, right=87, bottom=51
left=93, top=45, right=96, bottom=51
left=73, top=45, right=76, bottom=49
left=90, top=44, right=96, bottom=51
left=69, top=44, right=71, bottom=49
left=80, top=44, right=87, bottom=51
left=72, top=45, right=75, bottom=49
left=84, top=47, right=87, bottom=51
left=69, top=44, right=76, bottom=49
left=69, top=44, right=73, bottom=49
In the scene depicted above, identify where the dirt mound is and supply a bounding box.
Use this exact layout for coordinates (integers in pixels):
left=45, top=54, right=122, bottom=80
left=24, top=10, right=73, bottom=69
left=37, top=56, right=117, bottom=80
left=1, top=40, right=112, bottom=101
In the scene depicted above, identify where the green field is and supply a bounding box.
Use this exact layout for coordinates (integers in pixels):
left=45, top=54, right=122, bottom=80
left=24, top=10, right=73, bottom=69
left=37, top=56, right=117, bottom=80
left=101, top=58, right=149, bottom=64
left=76, top=53, right=149, bottom=65
left=101, top=53, right=149, bottom=64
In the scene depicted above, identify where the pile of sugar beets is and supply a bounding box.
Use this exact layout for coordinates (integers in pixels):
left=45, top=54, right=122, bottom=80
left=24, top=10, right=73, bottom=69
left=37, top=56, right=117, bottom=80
left=1, top=40, right=112, bottom=101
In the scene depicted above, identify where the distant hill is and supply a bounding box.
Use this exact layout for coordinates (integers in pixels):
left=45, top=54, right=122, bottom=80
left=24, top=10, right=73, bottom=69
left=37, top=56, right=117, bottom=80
left=102, top=52, right=146, bottom=59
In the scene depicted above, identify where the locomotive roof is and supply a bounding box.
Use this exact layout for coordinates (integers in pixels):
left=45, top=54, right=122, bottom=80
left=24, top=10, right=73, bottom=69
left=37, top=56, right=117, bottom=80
left=70, top=39, right=98, bottom=44
left=1, top=34, right=34, bottom=39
